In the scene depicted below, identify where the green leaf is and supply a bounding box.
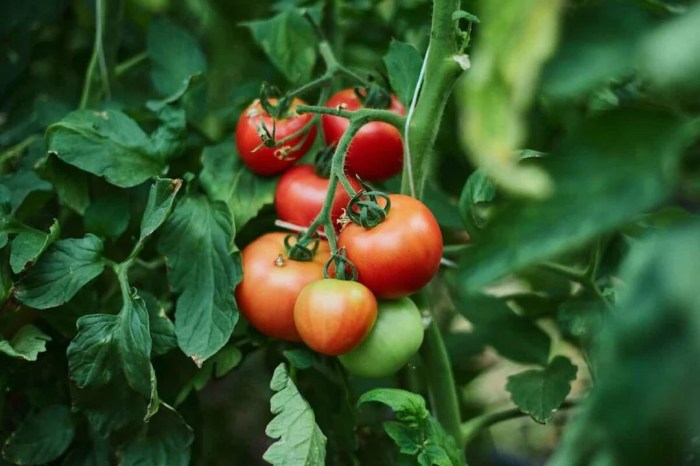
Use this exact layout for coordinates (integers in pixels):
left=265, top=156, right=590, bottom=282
left=457, top=109, right=688, bottom=292
left=639, top=4, right=700, bottom=96
left=549, top=221, right=700, bottom=466
left=542, top=2, right=653, bottom=100
left=119, top=403, right=193, bottom=466
left=14, top=235, right=105, bottom=309
left=200, top=140, right=277, bottom=231
left=84, top=195, right=130, bottom=238
left=175, top=343, right=242, bottom=405
left=36, top=154, right=89, bottom=214
left=458, top=168, right=496, bottom=237
left=456, top=295, right=551, bottom=366
left=358, top=389, right=465, bottom=466
left=1, top=404, right=75, bottom=465
left=358, top=388, right=428, bottom=423
left=0, top=325, right=51, bottom=361
left=283, top=348, right=314, bottom=370
left=146, top=75, right=201, bottom=160
left=383, top=40, right=423, bottom=107
left=10, top=219, right=60, bottom=274
left=506, top=356, right=577, bottom=423
left=46, top=110, right=165, bottom=188
left=142, top=292, right=177, bottom=357
left=0, top=169, right=52, bottom=213
left=138, top=177, right=182, bottom=245
left=244, top=9, right=318, bottom=83
left=459, top=0, right=563, bottom=197
left=158, top=195, right=241, bottom=365
left=67, top=291, right=158, bottom=434
left=148, top=18, right=206, bottom=97
left=263, top=364, right=327, bottom=466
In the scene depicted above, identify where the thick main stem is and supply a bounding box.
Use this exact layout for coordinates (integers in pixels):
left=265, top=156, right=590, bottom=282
left=401, top=0, right=463, bottom=197
left=401, top=0, right=465, bottom=449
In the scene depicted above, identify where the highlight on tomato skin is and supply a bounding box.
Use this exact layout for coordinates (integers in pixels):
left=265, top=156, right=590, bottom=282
left=293, top=278, right=378, bottom=356
left=321, top=88, right=406, bottom=182
left=339, top=194, right=443, bottom=299
left=235, top=98, right=317, bottom=176
left=235, top=232, right=330, bottom=342
left=339, top=297, right=425, bottom=378
left=275, top=164, right=362, bottom=231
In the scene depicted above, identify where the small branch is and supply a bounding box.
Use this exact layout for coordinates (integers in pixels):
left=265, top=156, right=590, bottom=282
left=115, top=51, right=148, bottom=77
left=461, top=399, right=581, bottom=446
left=80, top=0, right=108, bottom=109
left=296, top=104, right=405, bottom=129
left=0, top=134, right=42, bottom=170
left=539, top=261, right=587, bottom=283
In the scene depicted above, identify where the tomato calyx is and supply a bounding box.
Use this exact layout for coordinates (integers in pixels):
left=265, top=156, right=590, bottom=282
left=354, top=77, right=392, bottom=110
left=323, top=247, right=358, bottom=281
left=313, top=146, right=334, bottom=178
left=284, top=233, right=320, bottom=262
left=346, top=185, right=392, bottom=229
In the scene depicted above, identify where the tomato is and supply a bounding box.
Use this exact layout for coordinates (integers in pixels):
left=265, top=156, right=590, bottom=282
left=235, top=98, right=317, bottom=176
left=338, top=194, right=443, bottom=298
left=294, top=279, right=377, bottom=355
left=275, top=164, right=361, bottom=230
left=321, top=89, right=405, bottom=181
left=339, top=297, right=424, bottom=378
left=236, top=232, right=330, bottom=341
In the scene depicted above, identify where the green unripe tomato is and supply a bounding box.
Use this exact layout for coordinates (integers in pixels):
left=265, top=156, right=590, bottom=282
left=339, top=297, right=424, bottom=378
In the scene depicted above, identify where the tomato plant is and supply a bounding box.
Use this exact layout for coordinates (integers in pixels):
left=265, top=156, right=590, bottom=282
left=236, top=98, right=317, bottom=175
left=339, top=194, right=443, bottom=298
left=294, top=278, right=377, bottom=356
left=322, top=88, right=406, bottom=181
left=236, top=232, right=330, bottom=341
left=2, top=0, right=700, bottom=465
left=339, top=297, right=424, bottom=378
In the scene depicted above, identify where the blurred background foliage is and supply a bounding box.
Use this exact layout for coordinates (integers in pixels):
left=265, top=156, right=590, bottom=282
left=2, top=0, right=700, bottom=465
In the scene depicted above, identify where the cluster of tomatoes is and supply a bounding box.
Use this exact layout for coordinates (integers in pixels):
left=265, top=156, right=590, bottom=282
left=234, top=88, right=443, bottom=378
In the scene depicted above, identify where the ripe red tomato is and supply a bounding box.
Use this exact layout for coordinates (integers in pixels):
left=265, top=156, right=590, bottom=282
left=294, top=279, right=377, bottom=355
left=321, top=89, right=405, bottom=181
left=236, top=233, right=330, bottom=341
left=339, top=297, right=424, bottom=378
left=235, top=98, right=317, bottom=176
left=338, top=194, right=443, bottom=299
left=275, top=164, right=362, bottom=230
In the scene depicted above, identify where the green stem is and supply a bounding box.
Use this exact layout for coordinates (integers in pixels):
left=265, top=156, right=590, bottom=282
left=0, top=134, right=42, bottom=170
left=396, top=0, right=465, bottom=449
left=461, top=400, right=580, bottom=446
left=401, top=0, right=463, bottom=196
left=115, top=51, right=148, bottom=77
left=296, top=119, right=364, bottom=247
left=80, top=0, right=108, bottom=109
left=419, top=298, right=464, bottom=447
left=539, top=261, right=587, bottom=283
left=296, top=104, right=405, bottom=130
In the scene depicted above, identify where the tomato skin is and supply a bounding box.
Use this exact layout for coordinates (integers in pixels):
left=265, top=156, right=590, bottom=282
left=339, top=298, right=424, bottom=378
left=338, top=194, right=443, bottom=299
left=294, top=279, right=377, bottom=355
left=235, top=98, right=317, bottom=176
left=321, top=89, right=405, bottom=181
left=275, top=165, right=361, bottom=230
left=236, top=233, right=330, bottom=341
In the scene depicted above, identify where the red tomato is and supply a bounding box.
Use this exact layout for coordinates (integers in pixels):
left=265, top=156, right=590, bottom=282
left=236, top=233, right=330, bottom=341
left=235, top=98, right=317, bottom=176
left=338, top=194, right=443, bottom=299
left=275, top=165, right=362, bottom=230
left=321, top=89, right=405, bottom=181
left=294, top=279, right=377, bottom=355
